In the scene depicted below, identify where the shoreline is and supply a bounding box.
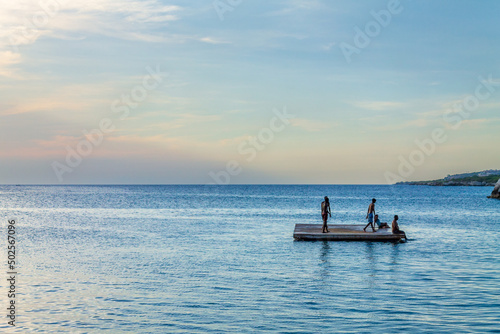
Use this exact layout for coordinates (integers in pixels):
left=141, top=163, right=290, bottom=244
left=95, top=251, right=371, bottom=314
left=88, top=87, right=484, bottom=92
left=396, top=181, right=497, bottom=187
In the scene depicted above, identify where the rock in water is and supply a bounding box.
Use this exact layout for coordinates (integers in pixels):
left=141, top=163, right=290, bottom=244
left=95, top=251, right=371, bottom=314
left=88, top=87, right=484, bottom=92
left=488, top=178, right=500, bottom=199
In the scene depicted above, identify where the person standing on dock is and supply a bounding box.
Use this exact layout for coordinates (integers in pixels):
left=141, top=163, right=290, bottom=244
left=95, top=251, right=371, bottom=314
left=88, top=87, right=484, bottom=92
left=321, top=196, right=331, bottom=233
left=364, top=198, right=376, bottom=232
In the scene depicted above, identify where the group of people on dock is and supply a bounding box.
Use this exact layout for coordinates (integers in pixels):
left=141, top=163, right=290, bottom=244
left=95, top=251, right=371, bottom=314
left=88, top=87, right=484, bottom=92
left=321, top=196, right=406, bottom=239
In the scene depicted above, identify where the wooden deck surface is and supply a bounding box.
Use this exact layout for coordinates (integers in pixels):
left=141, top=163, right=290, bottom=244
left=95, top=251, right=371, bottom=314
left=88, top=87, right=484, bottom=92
left=293, top=224, right=405, bottom=242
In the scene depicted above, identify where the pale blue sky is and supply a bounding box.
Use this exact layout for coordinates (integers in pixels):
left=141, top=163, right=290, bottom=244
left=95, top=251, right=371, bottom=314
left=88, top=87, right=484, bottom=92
left=1, top=0, right=499, bottom=184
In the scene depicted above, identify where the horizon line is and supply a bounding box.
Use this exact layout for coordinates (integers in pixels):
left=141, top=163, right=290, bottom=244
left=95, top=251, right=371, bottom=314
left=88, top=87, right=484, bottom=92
left=0, top=183, right=399, bottom=186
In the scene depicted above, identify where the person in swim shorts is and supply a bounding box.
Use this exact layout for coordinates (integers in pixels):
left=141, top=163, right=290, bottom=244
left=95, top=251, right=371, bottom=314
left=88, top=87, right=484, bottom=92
left=364, top=198, right=376, bottom=232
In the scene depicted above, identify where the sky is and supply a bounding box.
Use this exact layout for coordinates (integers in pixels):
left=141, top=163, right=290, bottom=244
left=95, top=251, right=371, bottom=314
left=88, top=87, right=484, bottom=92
left=1, top=0, right=499, bottom=184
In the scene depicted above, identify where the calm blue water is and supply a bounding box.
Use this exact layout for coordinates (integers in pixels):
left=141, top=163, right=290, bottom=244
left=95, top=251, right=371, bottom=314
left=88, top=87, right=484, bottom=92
left=0, top=185, right=499, bottom=333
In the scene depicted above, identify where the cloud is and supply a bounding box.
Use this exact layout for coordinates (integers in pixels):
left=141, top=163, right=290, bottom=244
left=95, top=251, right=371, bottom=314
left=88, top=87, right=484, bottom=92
left=0, top=51, right=22, bottom=78
left=51, top=1, right=181, bottom=40
left=480, top=102, right=500, bottom=110
left=373, top=118, right=429, bottom=131
left=1, top=1, right=180, bottom=43
left=266, top=0, right=327, bottom=16
left=0, top=51, right=21, bottom=66
left=0, top=81, right=118, bottom=116
left=0, top=0, right=183, bottom=74
left=136, top=113, right=222, bottom=132
left=216, top=135, right=251, bottom=147
left=448, top=118, right=500, bottom=130
left=459, top=119, right=488, bottom=128
left=290, top=118, right=332, bottom=132
left=351, top=101, right=407, bottom=111
left=199, top=37, right=229, bottom=44
left=321, top=42, right=336, bottom=51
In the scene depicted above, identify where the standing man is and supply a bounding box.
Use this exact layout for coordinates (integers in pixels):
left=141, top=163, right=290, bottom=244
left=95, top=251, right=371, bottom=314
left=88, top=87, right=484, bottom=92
left=321, top=196, right=331, bottom=233
left=363, top=198, right=376, bottom=232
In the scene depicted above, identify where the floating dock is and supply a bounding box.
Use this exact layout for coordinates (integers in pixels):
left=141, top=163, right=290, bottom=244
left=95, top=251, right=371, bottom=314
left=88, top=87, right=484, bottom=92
left=293, top=224, right=405, bottom=242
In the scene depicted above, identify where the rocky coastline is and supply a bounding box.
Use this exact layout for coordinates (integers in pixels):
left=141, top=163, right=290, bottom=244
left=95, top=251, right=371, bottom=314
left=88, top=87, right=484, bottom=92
left=488, top=180, right=500, bottom=199
left=398, top=180, right=497, bottom=187
left=396, top=170, right=500, bottom=188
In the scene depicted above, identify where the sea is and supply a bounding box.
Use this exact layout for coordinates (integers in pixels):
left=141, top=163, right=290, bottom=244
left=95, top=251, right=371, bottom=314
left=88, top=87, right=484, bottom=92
left=0, top=185, right=499, bottom=333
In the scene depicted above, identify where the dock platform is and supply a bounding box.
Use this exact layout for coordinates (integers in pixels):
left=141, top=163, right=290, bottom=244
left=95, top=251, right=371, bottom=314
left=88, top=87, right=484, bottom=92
left=293, top=224, right=405, bottom=242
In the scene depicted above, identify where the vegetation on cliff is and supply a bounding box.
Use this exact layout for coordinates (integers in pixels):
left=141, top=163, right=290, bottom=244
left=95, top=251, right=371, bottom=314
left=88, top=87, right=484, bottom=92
left=397, top=172, right=500, bottom=186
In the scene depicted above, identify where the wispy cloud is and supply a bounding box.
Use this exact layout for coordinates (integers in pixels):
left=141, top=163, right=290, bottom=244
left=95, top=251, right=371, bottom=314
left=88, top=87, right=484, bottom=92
left=266, top=0, right=327, bottom=16
left=199, top=37, right=229, bottom=44
left=351, top=101, right=407, bottom=111
left=321, top=42, right=336, bottom=51
left=0, top=0, right=183, bottom=75
left=0, top=51, right=22, bottom=78
left=0, top=81, right=118, bottom=116
left=373, top=118, right=429, bottom=131
left=290, top=118, right=333, bottom=132
left=131, top=113, right=222, bottom=133
left=443, top=118, right=500, bottom=130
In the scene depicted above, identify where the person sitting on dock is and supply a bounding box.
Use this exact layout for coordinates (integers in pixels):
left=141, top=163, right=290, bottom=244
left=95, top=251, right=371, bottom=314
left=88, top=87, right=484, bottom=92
left=374, top=214, right=389, bottom=229
left=321, top=196, right=331, bottom=233
left=391, top=215, right=407, bottom=240
left=363, top=198, right=376, bottom=232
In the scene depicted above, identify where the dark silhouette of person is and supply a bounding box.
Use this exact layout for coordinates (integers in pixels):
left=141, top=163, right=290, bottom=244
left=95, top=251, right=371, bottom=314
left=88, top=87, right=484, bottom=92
left=321, top=196, right=331, bottom=233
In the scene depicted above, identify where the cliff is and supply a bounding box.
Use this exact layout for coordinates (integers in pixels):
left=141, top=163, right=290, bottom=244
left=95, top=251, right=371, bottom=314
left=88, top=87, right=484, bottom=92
left=488, top=179, right=500, bottom=199
left=397, top=174, right=499, bottom=187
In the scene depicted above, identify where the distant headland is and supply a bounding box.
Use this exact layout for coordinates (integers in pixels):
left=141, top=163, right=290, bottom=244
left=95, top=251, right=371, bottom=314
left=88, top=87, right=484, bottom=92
left=396, top=169, right=500, bottom=186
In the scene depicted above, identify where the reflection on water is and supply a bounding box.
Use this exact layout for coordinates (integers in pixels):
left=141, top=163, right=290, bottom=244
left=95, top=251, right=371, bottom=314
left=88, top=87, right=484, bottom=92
left=391, top=242, right=402, bottom=265
left=319, top=241, right=331, bottom=280
left=364, top=243, right=377, bottom=289
left=316, top=240, right=406, bottom=292
left=320, top=241, right=331, bottom=262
